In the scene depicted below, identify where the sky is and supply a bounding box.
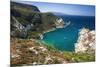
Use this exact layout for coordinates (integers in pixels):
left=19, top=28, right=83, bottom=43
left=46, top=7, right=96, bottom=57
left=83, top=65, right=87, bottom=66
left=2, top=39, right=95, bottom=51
left=11, top=0, right=95, bottom=16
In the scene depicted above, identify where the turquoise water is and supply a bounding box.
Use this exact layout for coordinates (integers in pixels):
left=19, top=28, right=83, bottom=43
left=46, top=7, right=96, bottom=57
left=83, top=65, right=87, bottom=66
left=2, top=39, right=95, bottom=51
left=42, top=15, right=95, bottom=51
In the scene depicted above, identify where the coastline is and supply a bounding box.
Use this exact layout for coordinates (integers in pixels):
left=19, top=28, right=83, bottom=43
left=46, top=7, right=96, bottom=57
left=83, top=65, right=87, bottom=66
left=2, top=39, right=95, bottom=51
left=39, top=18, right=65, bottom=39
left=35, top=39, right=58, bottom=51
left=38, top=28, right=56, bottom=40
left=43, top=28, right=56, bottom=34
left=40, top=17, right=65, bottom=39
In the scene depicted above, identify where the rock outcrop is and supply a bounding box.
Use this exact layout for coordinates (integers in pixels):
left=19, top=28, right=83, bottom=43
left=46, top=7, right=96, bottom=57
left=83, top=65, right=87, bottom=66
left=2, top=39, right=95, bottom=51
left=11, top=16, right=28, bottom=38
left=75, top=28, right=95, bottom=53
left=11, top=2, right=41, bottom=38
left=55, top=18, right=65, bottom=28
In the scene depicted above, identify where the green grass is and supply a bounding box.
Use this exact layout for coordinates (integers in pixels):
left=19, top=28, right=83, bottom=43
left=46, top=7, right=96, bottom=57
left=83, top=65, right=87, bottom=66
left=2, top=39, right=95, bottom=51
left=34, top=40, right=95, bottom=63
left=62, top=52, right=95, bottom=62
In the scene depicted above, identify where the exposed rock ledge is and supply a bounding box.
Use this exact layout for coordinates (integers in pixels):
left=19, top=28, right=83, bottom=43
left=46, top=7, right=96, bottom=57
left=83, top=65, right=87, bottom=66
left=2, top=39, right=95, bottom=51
left=75, top=28, right=95, bottom=53
left=55, top=18, right=65, bottom=28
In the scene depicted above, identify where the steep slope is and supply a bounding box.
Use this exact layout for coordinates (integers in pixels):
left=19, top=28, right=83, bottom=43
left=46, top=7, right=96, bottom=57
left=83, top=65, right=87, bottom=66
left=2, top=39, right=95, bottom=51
left=11, top=38, right=95, bottom=66
left=10, top=2, right=63, bottom=38
left=11, top=2, right=40, bottom=12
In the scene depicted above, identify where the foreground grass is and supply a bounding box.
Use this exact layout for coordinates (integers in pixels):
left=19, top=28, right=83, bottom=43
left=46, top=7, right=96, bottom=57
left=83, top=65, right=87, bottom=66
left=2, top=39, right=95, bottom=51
left=11, top=38, right=95, bottom=66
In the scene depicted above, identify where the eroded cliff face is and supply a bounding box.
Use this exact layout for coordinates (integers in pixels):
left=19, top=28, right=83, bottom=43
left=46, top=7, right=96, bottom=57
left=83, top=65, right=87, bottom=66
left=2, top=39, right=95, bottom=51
left=11, top=2, right=64, bottom=38
left=75, top=28, right=95, bottom=53
left=11, top=2, right=41, bottom=38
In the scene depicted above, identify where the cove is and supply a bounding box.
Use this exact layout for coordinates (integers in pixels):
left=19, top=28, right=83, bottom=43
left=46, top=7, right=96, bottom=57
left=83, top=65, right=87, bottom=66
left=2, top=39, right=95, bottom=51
left=42, top=15, right=95, bottom=51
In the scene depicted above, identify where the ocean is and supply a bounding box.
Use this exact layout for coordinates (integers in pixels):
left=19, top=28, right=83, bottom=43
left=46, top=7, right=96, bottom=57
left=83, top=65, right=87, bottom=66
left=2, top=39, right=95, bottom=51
left=42, top=14, right=95, bottom=51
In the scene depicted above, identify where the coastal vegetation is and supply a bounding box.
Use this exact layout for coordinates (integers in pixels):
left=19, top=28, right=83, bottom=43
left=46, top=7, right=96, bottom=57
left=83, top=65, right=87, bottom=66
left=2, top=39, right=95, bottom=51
left=11, top=38, right=95, bottom=66
left=10, top=1, right=95, bottom=66
left=11, top=2, right=64, bottom=39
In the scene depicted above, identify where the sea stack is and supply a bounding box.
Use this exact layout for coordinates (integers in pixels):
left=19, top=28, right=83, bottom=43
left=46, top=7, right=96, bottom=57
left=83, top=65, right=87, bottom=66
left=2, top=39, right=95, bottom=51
left=75, top=28, right=95, bottom=53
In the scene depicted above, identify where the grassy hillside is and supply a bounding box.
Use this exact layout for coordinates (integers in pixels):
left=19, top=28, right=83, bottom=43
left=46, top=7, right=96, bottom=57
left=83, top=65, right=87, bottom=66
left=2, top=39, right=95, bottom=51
left=11, top=2, right=58, bottom=38
left=11, top=38, right=95, bottom=66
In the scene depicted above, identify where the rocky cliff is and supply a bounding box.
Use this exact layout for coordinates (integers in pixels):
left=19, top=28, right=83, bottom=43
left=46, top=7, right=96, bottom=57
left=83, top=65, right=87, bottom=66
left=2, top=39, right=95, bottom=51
left=11, top=2, right=64, bottom=38
left=75, top=28, right=95, bottom=53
